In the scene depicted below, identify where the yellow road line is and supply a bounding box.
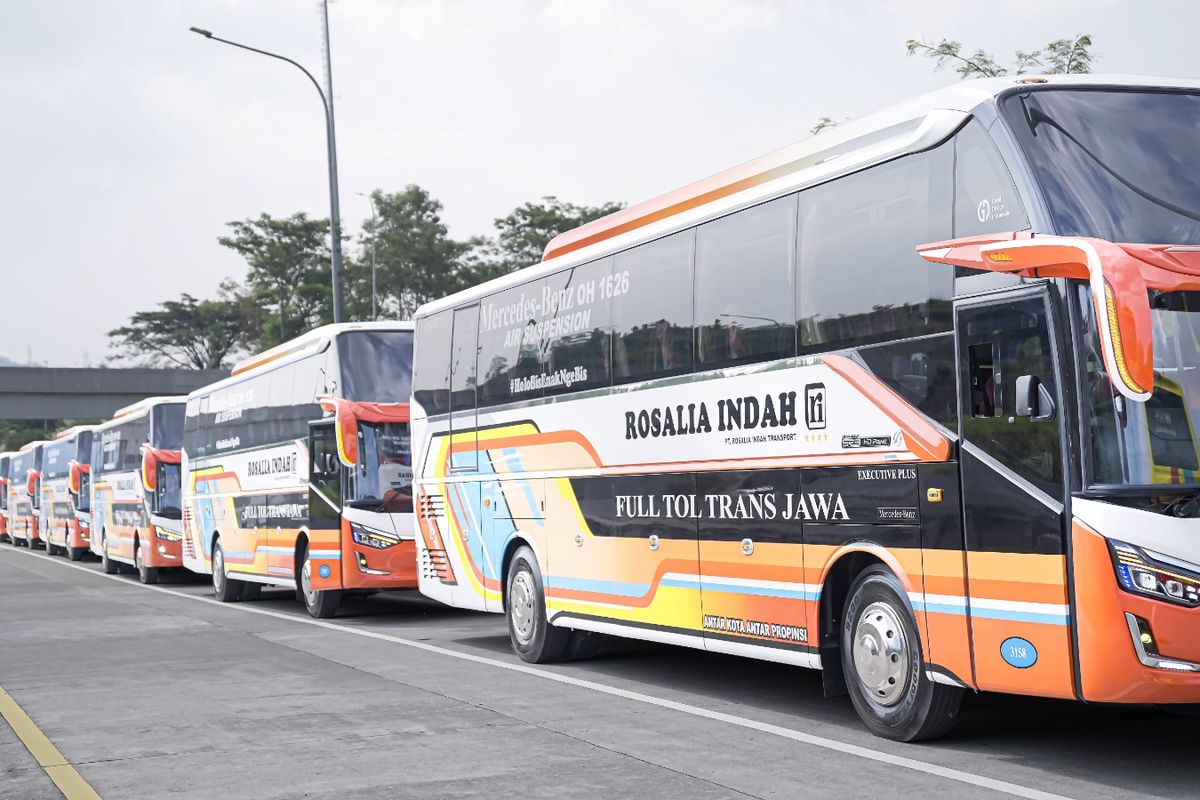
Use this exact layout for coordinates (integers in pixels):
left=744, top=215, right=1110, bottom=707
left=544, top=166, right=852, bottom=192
left=0, top=684, right=101, bottom=800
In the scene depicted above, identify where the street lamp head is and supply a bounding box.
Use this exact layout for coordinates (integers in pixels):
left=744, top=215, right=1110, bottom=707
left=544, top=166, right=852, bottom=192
left=189, top=27, right=213, bottom=38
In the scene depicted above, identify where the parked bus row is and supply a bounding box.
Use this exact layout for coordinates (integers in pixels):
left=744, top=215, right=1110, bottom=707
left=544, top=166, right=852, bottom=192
left=3, top=75, right=1198, bottom=742
left=1, top=322, right=417, bottom=621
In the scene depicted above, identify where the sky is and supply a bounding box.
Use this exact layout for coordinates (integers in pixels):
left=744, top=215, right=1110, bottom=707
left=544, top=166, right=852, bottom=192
left=1, top=0, right=1195, bottom=366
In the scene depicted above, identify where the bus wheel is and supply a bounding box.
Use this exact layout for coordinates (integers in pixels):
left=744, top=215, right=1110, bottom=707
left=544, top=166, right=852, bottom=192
left=506, top=545, right=569, bottom=663
left=134, top=538, right=159, bottom=585
left=68, top=547, right=86, bottom=562
left=299, top=547, right=341, bottom=618
left=565, top=630, right=604, bottom=661
left=841, top=566, right=962, bottom=742
left=212, top=541, right=243, bottom=602
left=101, top=540, right=119, bottom=575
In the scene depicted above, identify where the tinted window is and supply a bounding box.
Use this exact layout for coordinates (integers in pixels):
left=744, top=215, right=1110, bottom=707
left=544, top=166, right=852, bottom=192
left=798, top=148, right=953, bottom=351
left=478, top=283, right=553, bottom=406
left=543, top=258, right=615, bottom=396
left=450, top=306, right=479, bottom=414
left=1002, top=89, right=1200, bottom=245
left=337, top=330, right=413, bottom=402
left=954, top=119, right=1029, bottom=237
left=959, top=296, right=1062, bottom=495
left=413, top=311, right=452, bottom=415
left=152, top=404, right=185, bottom=450
left=695, top=196, right=797, bottom=369
left=612, top=231, right=694, bottom=383
left=41, top=440, right=71, bottom=480
left=857, top=334, right=957, bottom=427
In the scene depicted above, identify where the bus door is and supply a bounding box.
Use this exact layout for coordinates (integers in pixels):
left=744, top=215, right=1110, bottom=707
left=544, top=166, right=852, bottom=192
left=308, top=421, right=344, bottom=588
left=954, top=287, right=1074, bottom=698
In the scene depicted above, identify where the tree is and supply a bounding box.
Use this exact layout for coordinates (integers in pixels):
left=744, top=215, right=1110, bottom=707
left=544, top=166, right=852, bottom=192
left=810, top=116, right=839, bottom=135
left=359, top=186, right=476, bottom=319
left=905, top=34, right=1095, bottom=79
left=488, top=196, right=624, bottom=277
left=108, top=281, right=251, bottom=369
left=218, top=213, right=333, bottom=348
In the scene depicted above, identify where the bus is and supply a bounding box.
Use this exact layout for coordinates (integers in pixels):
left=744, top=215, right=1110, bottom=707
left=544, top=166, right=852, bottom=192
left=40, top=426, right=95, bottom=560
left=0, top=453, right=12, bottom=543
left=181, top=322, right=416, bottom=619
left=412, top=75, right=1200, bottom=741
left=7, top=441, right=47, bottom=548
left=90, top=397, right=186, bottom=582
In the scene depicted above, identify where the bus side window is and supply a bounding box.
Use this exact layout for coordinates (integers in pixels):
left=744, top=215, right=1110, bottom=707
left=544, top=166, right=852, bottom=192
left=612, top=231, right=694, bottom=384
left=414, top=310, right=453, bottom=415
left=953, top=119, right=1029, bottom=295
left=694, top=195, right=797, bottom=370
left=797, top=146, right=953, bottom=352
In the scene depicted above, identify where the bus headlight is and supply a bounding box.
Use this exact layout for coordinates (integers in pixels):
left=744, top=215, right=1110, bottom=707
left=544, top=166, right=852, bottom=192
left=1110, top=540, right=1200, bottom=607
left=350, top=523, right=399, bottom=550
left=155, top=527, right=183, bottom=542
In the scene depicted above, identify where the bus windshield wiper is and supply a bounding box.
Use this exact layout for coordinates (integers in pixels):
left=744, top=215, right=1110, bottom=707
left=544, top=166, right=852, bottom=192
left=1024, top=100, right=1200, bottom=224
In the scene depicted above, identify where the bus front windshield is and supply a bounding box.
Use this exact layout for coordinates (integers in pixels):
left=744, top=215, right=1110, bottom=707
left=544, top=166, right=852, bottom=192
left=1079, top=286, right=1200, bottom=490
left=1002, top=88, right=1200, bottom=245
left=338, top=331, right=414, bottom=403
left=349, top=422, right=412, bottom=513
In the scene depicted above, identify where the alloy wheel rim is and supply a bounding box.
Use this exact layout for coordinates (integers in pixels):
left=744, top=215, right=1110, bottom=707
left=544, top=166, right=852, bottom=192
left=510, top=569, right=536, bottom=644
left=213, top=547, right=224, bottom=593
left=852, top=600, right=911, bottom=707
left=301, top=557, right=316, bottom=605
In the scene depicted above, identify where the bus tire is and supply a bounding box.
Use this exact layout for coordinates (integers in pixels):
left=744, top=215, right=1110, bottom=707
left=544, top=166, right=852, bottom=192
left=241, top=583, right=262, bottom=601
left=505, top=545, right=569, bottom=664
left=211, top=541, right=244, bottom=602
left=101, top=540, right=119, bottom=575
left=298, top=545, right=341, bottom=618
left=68, top=547, right=87, bottom=562
left=134, top=537, right=159, bottom=585
left=841, top=565, right=962, bottom=742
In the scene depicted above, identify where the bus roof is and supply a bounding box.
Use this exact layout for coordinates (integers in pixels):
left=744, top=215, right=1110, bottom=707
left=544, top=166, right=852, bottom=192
left=415, top=74, right=1200, bottom=319
left=53, top=424, right=94, bottom=441
left=108, top=396, right=187, bottom=424
left=18, top=440, right=48, bottom=454
left=230, top=321, right=415, bottom=378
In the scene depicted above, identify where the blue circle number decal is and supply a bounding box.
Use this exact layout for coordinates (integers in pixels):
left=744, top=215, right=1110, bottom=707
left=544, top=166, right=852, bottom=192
left=318, top=564, right=331, bottom=579
left=1000, top=637, right=1038, bottom=668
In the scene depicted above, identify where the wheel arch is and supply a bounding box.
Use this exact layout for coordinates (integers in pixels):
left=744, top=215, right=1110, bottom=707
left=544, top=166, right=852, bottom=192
left=499, top=533, right=538, bottom=612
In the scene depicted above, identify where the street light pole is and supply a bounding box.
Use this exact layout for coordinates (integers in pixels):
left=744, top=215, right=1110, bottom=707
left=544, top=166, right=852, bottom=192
left=189, top=19, right=345, bottom=324
left=356, top=192, right=378, bottom=321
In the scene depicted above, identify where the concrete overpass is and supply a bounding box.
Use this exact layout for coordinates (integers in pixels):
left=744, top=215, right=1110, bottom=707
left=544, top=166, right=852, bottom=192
left=0, top=367, right=229, bottom=420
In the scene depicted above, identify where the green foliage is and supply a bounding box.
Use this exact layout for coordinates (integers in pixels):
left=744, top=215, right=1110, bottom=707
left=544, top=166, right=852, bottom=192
left=110, top=188, right=623, bottom=366
left=218, top=213, right=334, bottom=348
left=358, top=186, right=476, bottom=319
left=905, top=34, right=1095, bottom=78
left=107, top=281, right=251, bottom=369
left=488, top=196, right=624, bottom=278
left=1042, top=35, right=1095, bottom=74
left=810, top=117, right=839, bottom=135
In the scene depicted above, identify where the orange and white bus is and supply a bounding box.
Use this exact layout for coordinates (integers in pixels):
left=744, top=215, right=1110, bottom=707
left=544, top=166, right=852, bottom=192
left=40, top=425, right=96, bottom=560
left=181, top=322, right=417, bottom=618
left=8, top=441, right=47, bottom=549
left=90, top=397, right=186, bottom=582
left=0, top=452, right=12, bottom=543
left=412, top=75, right=1200, bottom=740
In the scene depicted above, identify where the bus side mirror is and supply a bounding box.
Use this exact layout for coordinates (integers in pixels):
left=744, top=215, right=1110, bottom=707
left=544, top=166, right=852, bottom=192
left=26, top=471, right=38, bottom=497
left=1015, top=375, right=1055, bottom=421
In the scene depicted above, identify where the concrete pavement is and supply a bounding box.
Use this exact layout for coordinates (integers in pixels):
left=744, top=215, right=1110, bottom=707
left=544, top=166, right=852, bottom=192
left=0, top=544, right=1193, bottom=800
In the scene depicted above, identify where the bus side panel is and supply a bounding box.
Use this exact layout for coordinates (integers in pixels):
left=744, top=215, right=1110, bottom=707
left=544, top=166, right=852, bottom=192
left=960, top=453, right=1074, bottom=699
left=917, top=462, right=977, bottom=689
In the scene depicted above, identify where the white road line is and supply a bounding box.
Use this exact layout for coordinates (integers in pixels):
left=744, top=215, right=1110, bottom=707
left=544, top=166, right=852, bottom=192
left=2, top=548, right=1075, bottom=800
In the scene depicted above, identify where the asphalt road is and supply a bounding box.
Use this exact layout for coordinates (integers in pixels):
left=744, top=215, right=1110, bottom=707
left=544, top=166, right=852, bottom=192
left=0, top=544, right=1194, bottom=800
